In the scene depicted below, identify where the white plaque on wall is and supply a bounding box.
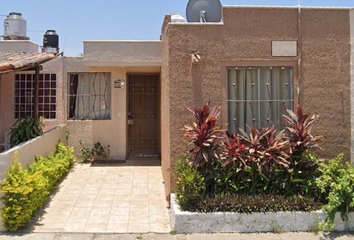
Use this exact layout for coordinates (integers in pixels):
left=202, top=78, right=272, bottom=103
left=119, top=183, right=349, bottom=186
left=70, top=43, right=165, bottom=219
left=272, top=40, right=297, bottom=57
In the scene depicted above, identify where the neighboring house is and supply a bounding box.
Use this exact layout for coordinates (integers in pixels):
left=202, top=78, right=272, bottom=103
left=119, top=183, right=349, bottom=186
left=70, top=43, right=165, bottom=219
left=0, top=40, right=64, bottom=151
left=159, top=6, right=354, bottom=195
left=1, top=5, right=354, bottom=197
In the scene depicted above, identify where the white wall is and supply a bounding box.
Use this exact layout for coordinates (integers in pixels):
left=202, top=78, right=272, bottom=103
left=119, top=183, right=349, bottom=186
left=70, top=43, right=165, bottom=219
left=0, top=124, right=67, bottom=181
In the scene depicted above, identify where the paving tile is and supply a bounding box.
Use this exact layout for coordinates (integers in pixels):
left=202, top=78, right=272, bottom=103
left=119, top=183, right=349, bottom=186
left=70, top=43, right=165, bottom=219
left=237, top=233, right=282, bottom=240
left=32, top=164, right=170, bottom=234
left=45, top=214, right=70, bottom=223
left=128, top=222, right=149, bottom=233
left=94, top=200, right=113, bottom=208
left=129, top=212, right=149, bottom=224
left=106, top=223, right=129, bottom=233
left=108, top=213, right=129, bottom=223
left=41, top=222, right=66, bottom=231
left=110, top=207, right=130, bottom=215
left=278, top=232, right=326, bottom=240
left=87, top=214, right=109, bottom=224
left=56, top=200, right=77, bottom=208
left=0, top=233, right=57, bottom=240
left=115, top=188, right=132, bottom=195
left=63, top=222, right=87, bottom=232
left=84, top=222, right=107, bottom=233
left=90, top=207, right=111, bottom=216
left=149, top=223, right=171, bottom=233
left=149, top=214, right=170, bottom=225
left=51, top=206, right=73, bottom=215
left=112, top=200, right=131, bottom=208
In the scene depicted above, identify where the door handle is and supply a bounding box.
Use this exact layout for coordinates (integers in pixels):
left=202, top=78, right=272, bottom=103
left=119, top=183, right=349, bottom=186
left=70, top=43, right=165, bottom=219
left=128, top=112, right=134, bottom=125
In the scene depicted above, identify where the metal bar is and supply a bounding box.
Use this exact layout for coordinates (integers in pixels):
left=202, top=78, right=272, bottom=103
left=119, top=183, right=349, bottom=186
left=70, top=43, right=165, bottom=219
left=33, top=66, right=40, bottom=121
left=227, top=100, right=293, bottom=102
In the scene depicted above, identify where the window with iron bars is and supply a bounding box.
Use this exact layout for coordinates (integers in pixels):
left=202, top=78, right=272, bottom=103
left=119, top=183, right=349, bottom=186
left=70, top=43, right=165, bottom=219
left=14, top=73, right=57, bottom=119
left=68, top=73, right=111, bottom=120
left=227, top=67, right=293, bottom=133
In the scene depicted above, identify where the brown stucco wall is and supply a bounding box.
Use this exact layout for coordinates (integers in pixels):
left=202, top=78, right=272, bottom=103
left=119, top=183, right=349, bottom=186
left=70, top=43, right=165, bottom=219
left=300, top=9, right=351, bottom=158
left=161, top=16, right=172, bottom=196
left=161, top=6, right=352, bottom=195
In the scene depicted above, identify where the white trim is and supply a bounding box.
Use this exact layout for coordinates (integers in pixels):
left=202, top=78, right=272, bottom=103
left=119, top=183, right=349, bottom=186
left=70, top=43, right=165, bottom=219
left=351, top=9, right=354, bottom=163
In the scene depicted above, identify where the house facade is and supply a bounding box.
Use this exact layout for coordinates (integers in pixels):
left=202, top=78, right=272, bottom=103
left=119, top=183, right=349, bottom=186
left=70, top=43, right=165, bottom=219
left=0, top=41, right=65, bottom=151
left=160, top=6, right=354, bottom=194
left=1, top=6, right=353, bottom=197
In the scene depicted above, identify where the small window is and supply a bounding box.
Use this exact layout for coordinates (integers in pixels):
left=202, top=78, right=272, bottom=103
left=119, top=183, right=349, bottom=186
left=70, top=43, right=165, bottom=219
left=68, top=73, right=111, bottom=120
left=227, top=67, right=293, bottom=133
left=14, top=73, right=57, bottom=119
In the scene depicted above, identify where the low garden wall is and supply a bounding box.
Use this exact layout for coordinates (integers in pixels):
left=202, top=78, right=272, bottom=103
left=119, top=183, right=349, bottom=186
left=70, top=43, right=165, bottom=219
left=0, top=124, right=67, bottom=231
left=170, top=194, right=354, bottom=233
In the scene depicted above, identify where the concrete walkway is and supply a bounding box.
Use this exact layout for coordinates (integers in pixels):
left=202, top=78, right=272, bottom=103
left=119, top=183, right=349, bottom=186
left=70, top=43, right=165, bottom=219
left=29, top=162, right=170, bottom=233
left=1, top=232, right=354, bottom=240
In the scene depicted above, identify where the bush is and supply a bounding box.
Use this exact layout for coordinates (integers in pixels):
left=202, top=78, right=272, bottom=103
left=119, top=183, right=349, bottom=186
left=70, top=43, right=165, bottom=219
left=9, top=116, right=44, bottom=148
left=175, top=156, right=205, bottom=210
left=316, top=154, right=354, bottom=230
left=0, top=141, right=75, bottom=231
left=187, top=194, right=322, bottom=213
left=78, top=140, right=110, bottom=163
left=177, top=102, right=324, bottom=212
left=0, top=152, right=48, bottom=231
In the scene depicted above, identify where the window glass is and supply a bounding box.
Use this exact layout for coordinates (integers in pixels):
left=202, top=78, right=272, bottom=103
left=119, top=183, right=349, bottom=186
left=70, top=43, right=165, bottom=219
left=68, top=73, right=111, bottom=120
left=227, top=67, right=293, bottom=133
left=14, top=73, right=57, bottom=119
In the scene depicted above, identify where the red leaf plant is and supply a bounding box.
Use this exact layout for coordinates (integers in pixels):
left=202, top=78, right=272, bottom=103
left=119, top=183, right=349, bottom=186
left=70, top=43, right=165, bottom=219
left=220, top=132, right=248, bottom=168
left=184, top=102, right=224, bottom=166
left=238, top=126, right=291, bottom=174
left=283, top=105, right=324, bottom=157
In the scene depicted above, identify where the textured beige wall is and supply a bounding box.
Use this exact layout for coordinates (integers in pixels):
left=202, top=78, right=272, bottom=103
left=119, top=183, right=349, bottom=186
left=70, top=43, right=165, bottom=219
left=161, top=16, right=172, bottom=196
left=300, top=9, right=351, bottom=159
left=83, top=41, right=161, bottom=66
left=161, top=6, right=352, bottom=195
left=0, top=40, right=38, bottom=53
left=0, top=57, right=65, bottom=151
left=64, top=57, right=161, bottom=160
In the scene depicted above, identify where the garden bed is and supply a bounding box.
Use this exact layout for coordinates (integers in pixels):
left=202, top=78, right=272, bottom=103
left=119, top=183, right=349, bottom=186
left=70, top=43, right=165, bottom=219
left=170, top=194, right=354, bottom=233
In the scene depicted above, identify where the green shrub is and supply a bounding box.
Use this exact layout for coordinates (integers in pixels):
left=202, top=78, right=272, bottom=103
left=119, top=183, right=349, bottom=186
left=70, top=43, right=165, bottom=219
left=175, top=156, right=205, bottom=210
left=9, top=116, right=44, bottom=148
left=0, top=152, right=48, bottom=231
left=78, top=140, right=110, bottom=163
left=187, top=194, right=322, bottom=213
left=0, top=142, right=75, bottom=231
left=316, top=154, right=354, bottom=230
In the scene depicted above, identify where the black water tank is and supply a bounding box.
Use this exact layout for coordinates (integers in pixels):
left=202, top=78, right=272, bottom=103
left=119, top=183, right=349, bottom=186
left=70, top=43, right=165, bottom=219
left=43, top=30, right=59, bottom=48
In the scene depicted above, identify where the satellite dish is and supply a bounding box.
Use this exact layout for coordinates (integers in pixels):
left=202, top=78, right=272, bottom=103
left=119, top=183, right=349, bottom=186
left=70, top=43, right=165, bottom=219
left=186, top=0, right=222, bottom=23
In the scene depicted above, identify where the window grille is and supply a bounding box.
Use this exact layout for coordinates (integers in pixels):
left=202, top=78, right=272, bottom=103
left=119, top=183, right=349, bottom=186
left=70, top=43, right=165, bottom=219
left=14, top=73, right=57, bottom=119
left=227, top=67, right=293, bottom=133
left=68, top=73, right=111, bottom=120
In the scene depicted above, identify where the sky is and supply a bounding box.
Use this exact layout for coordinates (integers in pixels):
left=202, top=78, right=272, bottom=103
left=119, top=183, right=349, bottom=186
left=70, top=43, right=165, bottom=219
left=2, top=0, right=354, bottom=56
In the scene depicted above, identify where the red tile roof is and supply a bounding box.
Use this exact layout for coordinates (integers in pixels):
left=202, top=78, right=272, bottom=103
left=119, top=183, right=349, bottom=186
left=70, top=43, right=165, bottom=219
left=0, top=52, right=55, bottom=73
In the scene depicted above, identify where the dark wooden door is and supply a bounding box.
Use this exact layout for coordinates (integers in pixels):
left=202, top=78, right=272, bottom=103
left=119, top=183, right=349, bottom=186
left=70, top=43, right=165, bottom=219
left=127, top=74, right=159, bottom=159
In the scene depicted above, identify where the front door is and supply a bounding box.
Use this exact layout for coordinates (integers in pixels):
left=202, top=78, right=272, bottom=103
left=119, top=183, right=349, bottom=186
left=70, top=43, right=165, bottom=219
left=127, top=74, right=159, bottom=159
